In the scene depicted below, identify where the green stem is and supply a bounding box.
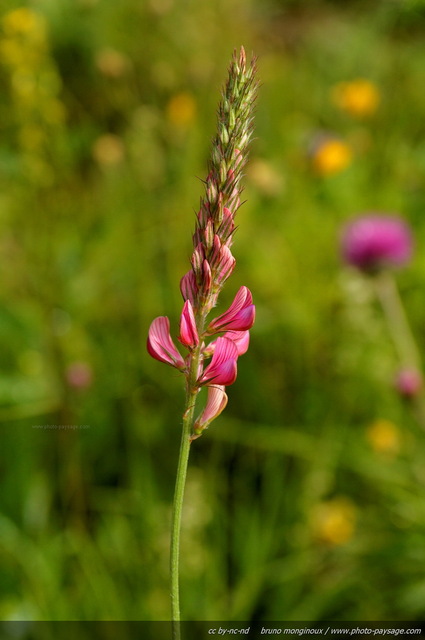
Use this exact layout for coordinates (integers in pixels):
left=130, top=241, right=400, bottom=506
left=170, top=399, right=194, bottom=640
left=373, top=270, right=422, bottom=369
left=373, top=270, right=425, bottom=426
left=170, top=315, right=206, bottom=640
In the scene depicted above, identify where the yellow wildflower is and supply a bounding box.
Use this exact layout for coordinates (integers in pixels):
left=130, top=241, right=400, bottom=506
left=312, top=138, right=352, bottom=176
left=332, top=79, right=380, bottom=118
left=166, top=92, right=197, bottom=128
left=95, top=48, right=130, bottom=78
left=247, top=159, right=284, bottom=196
left=18, top=126, right=44, bottom=151
left=43, top=99, right=66, bottom=125
left=18, top=350, right=44, bottom=376
left=312, top=497, right=357, bottom=546
left=3, top=8, right=43, bottom=34
left=0, top=39, right=27, bottom=66
left=92, top=134, right=125, bottom=167
left=366, top=419, right=401, bottom=455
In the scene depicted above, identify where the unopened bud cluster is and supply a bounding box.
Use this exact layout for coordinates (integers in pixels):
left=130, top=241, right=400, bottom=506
left=182, top=47, right=257, bottom=314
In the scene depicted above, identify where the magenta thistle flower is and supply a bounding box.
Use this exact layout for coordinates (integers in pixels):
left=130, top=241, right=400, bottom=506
left=395, top=368, right=422, bottom=398
left=147, top=317, right=186, bottom=371
left=341, top=214, right=413, bottom=273
left=207, top=286, right=255, bottom=333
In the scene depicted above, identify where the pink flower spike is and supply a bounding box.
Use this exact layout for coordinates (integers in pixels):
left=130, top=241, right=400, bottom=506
left=208, top=286, right=255, bottom=333
left=193, top=385, right=228, bottom=434
left=199, top=337, right=238, bottom=386
left=179, top=300, right=199, bottom=348
left=147, top=317, right=186, bottom=371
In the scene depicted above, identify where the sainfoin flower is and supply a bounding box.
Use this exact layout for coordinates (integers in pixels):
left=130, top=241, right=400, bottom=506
left=147, top=47, right=258, bottom=440
left=341, top=214, right=413, bottom=273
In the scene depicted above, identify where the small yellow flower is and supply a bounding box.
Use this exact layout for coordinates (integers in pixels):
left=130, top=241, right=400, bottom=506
left=43, top=98, right=66, bottom=125
left=18, top=349, right=44, bottom=376
left=18, top=126, right=44, bottom=151
left=95, top=48, right=130, bottom=78
left=23, top=156, right=53, bottom=186
left=366, top=419, right=401, bottom=455
left=2, top=8, right=45, bottom=38
left=312, top=497, right=357, bottom=546
left=0, top=39, right=27, bottom=66
left=312, top=138, right=352, bottom=176
left=92, top=134, right=125, bottom=167
left=11, top=70, right=36, bottom=100
left=166, top=92, right=197, bottom=128
left=332, top=79, right=380, bottom=118
left=247, top=159, right=284, bottom=196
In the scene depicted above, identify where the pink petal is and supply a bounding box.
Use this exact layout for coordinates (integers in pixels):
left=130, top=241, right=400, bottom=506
left=208, top=286, right=255, bottom=332
left=223, top=330, right=250, bottom=355
left=193, top=385, right=228, bottom=434
left=147, top=317, right=186, bottom=370
left=180, top=270, right=198, bottom=306
left=179, top=300, right=199, bottom=348
left=199, top=337, right=238, bottom=386
left=205, top=330, right=250, bottom=357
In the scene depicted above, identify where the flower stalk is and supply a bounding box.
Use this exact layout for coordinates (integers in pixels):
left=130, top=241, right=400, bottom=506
left=341, top=213, right=425, bottom=426
left=147, top=47, right=258, bottom=636
left=372, top=270, right=425, bottom=426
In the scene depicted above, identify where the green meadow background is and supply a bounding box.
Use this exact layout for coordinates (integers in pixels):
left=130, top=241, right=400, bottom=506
left=1, top=0, right=425, bottom=629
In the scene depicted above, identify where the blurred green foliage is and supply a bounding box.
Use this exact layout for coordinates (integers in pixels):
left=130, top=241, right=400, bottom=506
left=1, top=0, right=425, bottom=630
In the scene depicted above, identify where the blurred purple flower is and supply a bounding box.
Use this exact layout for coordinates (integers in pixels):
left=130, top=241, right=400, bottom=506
left=341, top=214, right=413, bottom=273
left=66, top=362, right=93, bottom=390
left=395, top=368, right=422, bottom=398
